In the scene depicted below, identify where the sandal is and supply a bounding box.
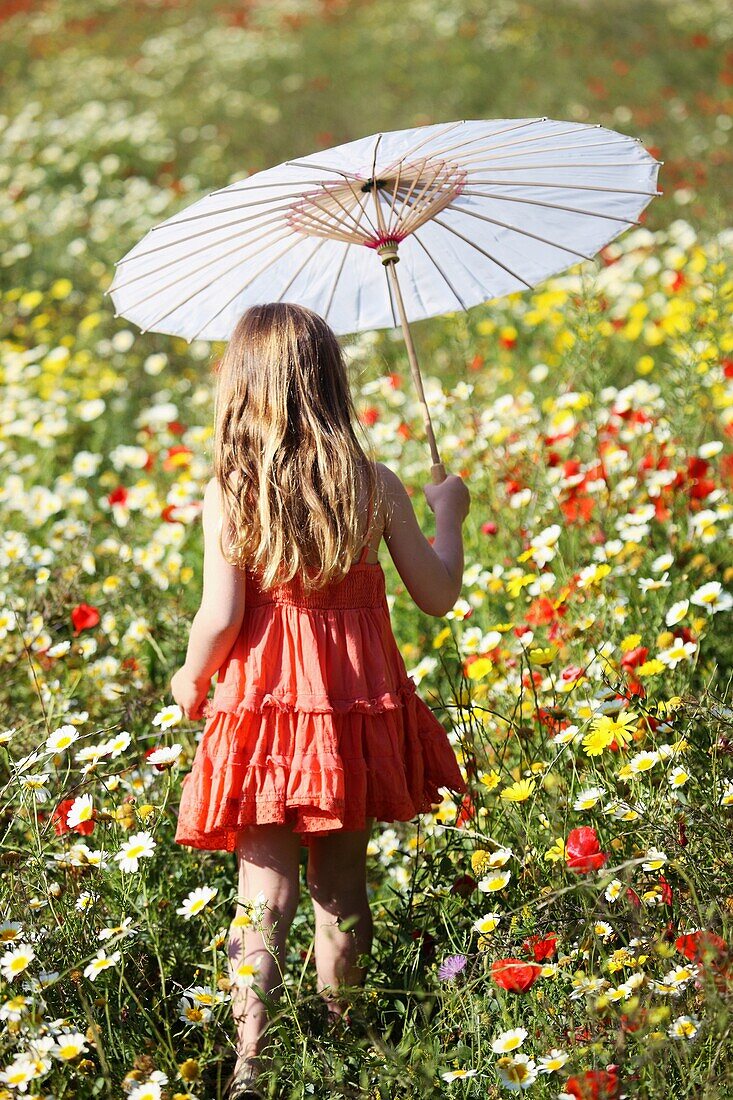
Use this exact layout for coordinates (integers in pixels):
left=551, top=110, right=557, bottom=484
left=226, top=1059, right=264, bottom=1100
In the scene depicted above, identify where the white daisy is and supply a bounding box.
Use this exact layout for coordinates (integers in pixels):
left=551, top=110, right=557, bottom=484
left=496, top=1053, right=537, bottom=1091
left=690, top=581, right=733, bottom=614
left=573, top=786, right=605, bottom=810
left=537, top=1049, right=569, bottom=1074
left=178, top=996, right=212, bottom=1025
left=0, top=945, right=35, bottom=982
left=147, top=743, right=182, bottom=768
left=441, top=1068, right=479, bottom=1082
left=45, top=725, right=79, bottom=754
left=114, top=831, right=156, bottom=873
left=83, top=949, right=121, bottom=981
left=492, top=1027, right=527, bottom=1054
left=668, top=1014, right=700, bottom=1039
left=52, top=1031, right=88, bottom=1060
left=642, top=848, right=667, bottom=871
left=128, top=1082, right=162, bottom=1100
left=478, top=870, right=511, bottom=893
left=176, top=886, right=218, bottom=920
left=657, top=640, right=697, bottom=668
left=472, top=913, right=502, bottom=935
left=665, top=600, right=689, bottom=626
left=66, top=794, right=94, bottom=830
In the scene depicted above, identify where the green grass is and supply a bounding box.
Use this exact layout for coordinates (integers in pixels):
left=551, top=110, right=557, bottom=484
left=1, top=1, right=732, bottom=1097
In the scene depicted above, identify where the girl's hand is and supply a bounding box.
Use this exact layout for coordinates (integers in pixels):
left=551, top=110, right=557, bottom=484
left=424, top=473, right=471, bottom=523
left=170, top=666, right=210, bottom=721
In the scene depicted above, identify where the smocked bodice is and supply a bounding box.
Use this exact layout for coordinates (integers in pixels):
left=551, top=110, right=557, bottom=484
left=244, top=560, right=387, bottom=610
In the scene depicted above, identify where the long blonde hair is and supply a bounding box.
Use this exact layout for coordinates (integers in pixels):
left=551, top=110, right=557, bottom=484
left=213, top=302, right=385, bottom=592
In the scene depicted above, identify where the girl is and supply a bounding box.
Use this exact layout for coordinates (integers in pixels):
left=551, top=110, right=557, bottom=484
left=170, top=302, right=470, bottom=1098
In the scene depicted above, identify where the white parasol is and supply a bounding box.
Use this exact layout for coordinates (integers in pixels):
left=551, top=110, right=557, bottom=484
left=107, top=118, right=662, bottom=482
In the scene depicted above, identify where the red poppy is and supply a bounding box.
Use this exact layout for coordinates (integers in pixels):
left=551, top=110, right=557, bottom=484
left=491, top=957, right=542, bottom=993
left=161, top=504, right=184, bottom=523
left=454, top=793, right=476, bottom=830
left=621, top=646, right=648, bottom=671
left=525, top=597, right=559, bottom=626
left=624, top=678, right=646, bottom=699
left=450, top=874, right=477, bottom=898
left=564, top=1068, right=619, bottom=1099
left=560, top=494, right=595, bottom=524
left=481, top=521, right=498, bottom=536
left=162, top=444, right=192, bottom=471
left=565, top=827, right=607, bottom=873
left=676, top=930, right=728, bottom=968
left=107, top=484, right=128, bottom=507
left=659, top=875, right=674, bottom=905
left=522, top=933, right=557, bottom=962
left=71, top=602, right=99, bottom=635
left=51, top=799, right=94, bottom=837
left=626, top=887, right=641, bottom=909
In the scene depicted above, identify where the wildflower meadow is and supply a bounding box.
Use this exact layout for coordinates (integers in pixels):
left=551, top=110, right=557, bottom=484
left=1, top=0, right=733, bottom=1097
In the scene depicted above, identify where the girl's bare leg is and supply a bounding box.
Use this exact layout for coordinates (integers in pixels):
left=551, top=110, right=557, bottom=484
left=229, top=823, right=302, bottom=1072
left=305, top=820, right=374, bottom=1019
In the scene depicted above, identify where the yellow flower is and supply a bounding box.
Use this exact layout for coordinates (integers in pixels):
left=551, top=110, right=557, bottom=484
left=545, top=838, right=566, bottom=862
left=582, top=712, right=638, bottom=757
left=554, top=329, right=575, bottom=353
left=479, top=770, right=501, bottom=791
left=620, top=633, right=642, bottom=652
left=178, top=1060, right=200, bottom=1082
left=471, top=849, right=493, bottom=877
left=637, top=659, right=665, bottom=677
left=501, top=778, right=536, bottom=803
left=467, top=657, right=494, bottom=681
left=529, top=646, right=558, bottom=667
left=433, top=626, right=452, bottom=649
left=20, top=290, right=43, bottom=311
left=51, top=278, right=73, bottom=299
left=506, top=573, right=537, bottom=598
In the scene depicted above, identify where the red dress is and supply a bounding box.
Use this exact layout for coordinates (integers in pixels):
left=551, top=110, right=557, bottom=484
left=174, top=517, right=467, bottom=851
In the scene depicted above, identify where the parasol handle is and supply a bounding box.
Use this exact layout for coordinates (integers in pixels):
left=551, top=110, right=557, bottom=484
left=376, top=240, right=447, bottom=485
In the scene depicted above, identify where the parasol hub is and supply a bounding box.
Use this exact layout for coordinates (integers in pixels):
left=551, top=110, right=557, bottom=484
left=376, top=240, right=400, bottom=265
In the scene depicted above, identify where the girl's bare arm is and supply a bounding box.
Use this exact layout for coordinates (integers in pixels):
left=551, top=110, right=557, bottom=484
left=378, top=462, right=470, bottom=618
left=180, top=477, right=247, bottom=684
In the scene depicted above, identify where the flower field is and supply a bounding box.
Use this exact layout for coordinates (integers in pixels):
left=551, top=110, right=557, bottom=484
left=2, top=0, right=733, bottom=1097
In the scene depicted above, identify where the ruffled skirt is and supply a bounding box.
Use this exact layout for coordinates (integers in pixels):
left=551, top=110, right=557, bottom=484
left=174, top=680, right=467, bottom=852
